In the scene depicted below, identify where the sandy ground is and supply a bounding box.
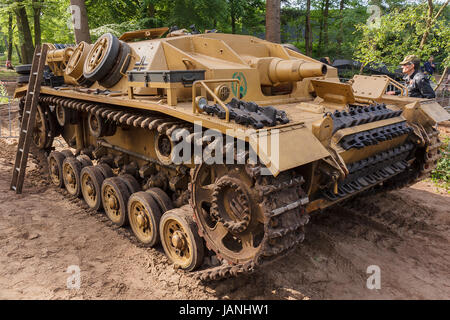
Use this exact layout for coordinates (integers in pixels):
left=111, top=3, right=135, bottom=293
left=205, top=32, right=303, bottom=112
left=0, top=104, right=449, bottom=300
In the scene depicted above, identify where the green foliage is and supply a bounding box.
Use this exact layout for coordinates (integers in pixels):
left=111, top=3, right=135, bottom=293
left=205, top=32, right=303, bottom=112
left=431, top=135, right=450, bottom=191
left=0, top=0, right=75, bottom=64
left=0, top=81, right=9, bottom=103
left=40, top=0, right=74, bottom=44
left=282, top=1, right=371, bottom=60
left=354, top=3, right=450, bottom=72
left=0, top=0, right=448, bottom=72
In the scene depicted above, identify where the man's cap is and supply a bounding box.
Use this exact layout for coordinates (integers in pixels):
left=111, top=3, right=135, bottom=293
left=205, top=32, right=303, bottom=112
left=400, top=55, right=420, bottom=65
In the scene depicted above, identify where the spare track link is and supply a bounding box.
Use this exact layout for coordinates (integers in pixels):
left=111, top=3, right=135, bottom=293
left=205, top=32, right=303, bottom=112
left=37, top=95, right=310, bottom=281
left=195, top=172, right=309, bottom=281
left=330, top=103, right=403, bottom=134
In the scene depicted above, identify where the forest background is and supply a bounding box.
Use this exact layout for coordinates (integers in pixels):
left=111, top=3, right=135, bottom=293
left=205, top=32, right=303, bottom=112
left=0, top=0, right=448, bottom=75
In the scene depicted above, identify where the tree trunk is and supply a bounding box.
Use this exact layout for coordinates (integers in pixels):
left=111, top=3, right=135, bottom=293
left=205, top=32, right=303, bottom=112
left=305, top=0, right=312, bottom=56
left=70, top=0, right=91, bottom=44
left=420, top=0, right=434, bottom=50
left=33, top=0, right=42, bottom=48
left=7, top=13, right=13, bottom=62
left=14, top=0, right=35, bottom=64
left=435, top=66, right=448, bottom=92
left=231, top=0, right=236, bottom=34
left=148, top=2, right=155, bottom=17
left=15, top=44, right=23, bottom=64
left=323, top=0, right=330, bottom=50
left=337, top=0, right=345, bottom=55
left=318, top=0, right=324, bottom=56
left=266, top=0, right=281, bottom=43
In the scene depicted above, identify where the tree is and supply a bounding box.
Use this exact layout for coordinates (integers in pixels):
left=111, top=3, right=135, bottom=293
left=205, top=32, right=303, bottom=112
left=305, top=0, right=312, bottom=56
left=227, top=0, right=264, bottom=35
left=230, top=0, right=240, bottom=34
left=70, top=0, right=91, bottom=43
left=337, top=0, right=345, bottom=55
left=323, top=0, right=330, bottom=50
left=266, top=0, right=280, bottom=43
left=7, top=12, right=13, bottom=63
left=420, top=0, right=449, bottom=49
left=354, top=2, right=450, bottom=73
left=15, top=0, right=34, bottom=64
left=32, top=0, right=43, bottom=47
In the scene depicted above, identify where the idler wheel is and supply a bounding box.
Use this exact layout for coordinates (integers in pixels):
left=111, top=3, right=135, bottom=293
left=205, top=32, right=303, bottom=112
left=81, top=166, right=105, bottom=211
left=32, top=105, right=52, bottom=149
left=101, top=177, right=131, bottom=226
left=83, top=33, right=120, bottom=82
left=128, top=191, right=162, bottom=246
left=160, top=206, right=204, bottom=271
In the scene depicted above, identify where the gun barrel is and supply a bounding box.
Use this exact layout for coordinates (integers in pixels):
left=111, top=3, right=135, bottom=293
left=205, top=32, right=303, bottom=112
left=268, top=58, right=327, bottom=84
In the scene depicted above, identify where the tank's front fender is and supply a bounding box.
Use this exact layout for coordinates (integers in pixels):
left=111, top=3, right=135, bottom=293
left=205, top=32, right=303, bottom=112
left=248, top=123, right=331, bottom=177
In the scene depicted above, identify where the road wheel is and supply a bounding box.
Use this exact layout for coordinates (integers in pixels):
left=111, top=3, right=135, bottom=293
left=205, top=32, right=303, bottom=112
left=76, top=154, right=93, bottom=168
left=102, top=177, right=130, bottom=226
left=145, top=187, right=173, bottom=213
left=61, top=149, right=74, bottom=158
left=99, top=41, right=132, bottom=88
left=83, top=33, right=120, bottom=82
left=97, top=163, right=114, bottom=179
left=62, top=157, right=82, bottom=197
left=119, top=174, right=141, bottom=194
left=15, top=64, right=32, bottom=75
left=81, top=166, right=105, bottom=211
left=48, top=151, right=66, bottom=188
left=55, top=105, right=72, bottom=126
left=128, top=192, right=162, bottom=246
left=17, top=75, right=30, bottom=84
left=88, top=112, right=107, bottom=138
left=160, top=206, right=204, bottom=271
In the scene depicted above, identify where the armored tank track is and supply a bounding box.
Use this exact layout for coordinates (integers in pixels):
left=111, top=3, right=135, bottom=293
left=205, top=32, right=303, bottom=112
left=384, top=128, right=442, bottom=190
left=28, top=95, right=310, bottom=281
left=322, top=142, right=415, bottom=201
left=338, top=128, right=442, bottom=205
left=24, top=95, right=442, bottom=281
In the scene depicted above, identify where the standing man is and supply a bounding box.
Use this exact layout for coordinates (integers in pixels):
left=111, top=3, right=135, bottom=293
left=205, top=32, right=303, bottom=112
left=423, top=56, right=436, bottom=75
left=397, top=55, right=435, bottom=99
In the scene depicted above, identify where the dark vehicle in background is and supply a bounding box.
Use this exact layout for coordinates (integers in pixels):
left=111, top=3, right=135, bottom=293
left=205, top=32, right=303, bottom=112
left=332, top=59, right=404, bottom=82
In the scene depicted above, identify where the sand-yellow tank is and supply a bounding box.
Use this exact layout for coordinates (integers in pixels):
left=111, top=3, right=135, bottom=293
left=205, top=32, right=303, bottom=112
left=14, top=28, right=449, bottom=280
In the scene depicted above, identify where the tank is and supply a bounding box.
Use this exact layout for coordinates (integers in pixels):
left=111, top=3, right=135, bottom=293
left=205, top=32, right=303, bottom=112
left=14, top=28, right=449, bottom=280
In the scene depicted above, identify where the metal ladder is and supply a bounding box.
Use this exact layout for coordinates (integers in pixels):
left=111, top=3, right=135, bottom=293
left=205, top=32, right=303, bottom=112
left=10, top=44, right=49, bottom=194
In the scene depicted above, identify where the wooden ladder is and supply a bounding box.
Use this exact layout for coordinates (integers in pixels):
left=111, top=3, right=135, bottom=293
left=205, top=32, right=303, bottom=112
left=10, top=44, right=49, bottom=194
